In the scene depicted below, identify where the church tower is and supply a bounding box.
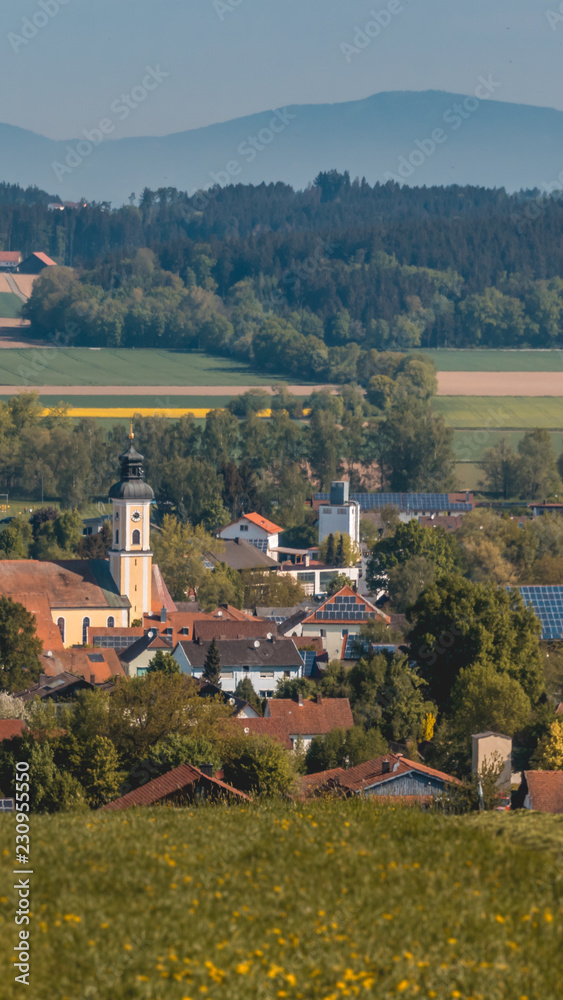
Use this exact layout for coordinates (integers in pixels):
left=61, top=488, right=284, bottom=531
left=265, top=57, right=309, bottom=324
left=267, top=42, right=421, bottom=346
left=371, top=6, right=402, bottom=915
left=108, top=428, right=154, bottom=620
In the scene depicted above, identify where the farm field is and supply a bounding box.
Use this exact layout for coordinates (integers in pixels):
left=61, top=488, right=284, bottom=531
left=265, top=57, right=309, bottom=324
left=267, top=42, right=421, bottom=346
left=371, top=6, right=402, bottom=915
left=0, top=292, right=23, bottom=319
left=0, top=802, right=560, bottom=1000
left=0, top=348, right=297, bottom=388
left=418, top=349, right=563, bottom=371
left=433, top=396, right=563, bottom=429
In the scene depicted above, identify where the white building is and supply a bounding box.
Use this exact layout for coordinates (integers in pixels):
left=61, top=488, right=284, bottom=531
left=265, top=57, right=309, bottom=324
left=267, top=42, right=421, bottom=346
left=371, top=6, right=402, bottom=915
left=172, top=636, right=304, bottom=698
left=217, top=512, right=283, bottom=555
left=318, top=481, right=360, bottom=547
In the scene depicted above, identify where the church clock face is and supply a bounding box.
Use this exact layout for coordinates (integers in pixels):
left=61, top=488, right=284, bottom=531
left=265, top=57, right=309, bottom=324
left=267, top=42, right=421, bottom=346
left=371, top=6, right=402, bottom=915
left=131, top=511, right=142, bottom=523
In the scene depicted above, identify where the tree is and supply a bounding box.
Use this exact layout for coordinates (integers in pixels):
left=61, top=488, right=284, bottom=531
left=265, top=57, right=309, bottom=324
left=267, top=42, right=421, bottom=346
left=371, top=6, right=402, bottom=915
left=408, top=575, right=545, bottom=710
left=451, top=663, right=531, bottom=738
left=516, top=429, right=561, bottom=500
left=388, top=556, right=436, bottom=612
left=152, top=515, right=221, bottom=601
left=28, top=740, right=86, bottom=813
left=319, top=532, right=359, bottom=568
left=147, top=651, right=181, bottom=675
left=0, top=692, right=27, bottom=719
left=197, top=563, right=244, bottom=612
left=235, top=678, right=263, bottom=715
left=324, top=533, right=336, bottom=566
left=81, top=735, right=122, bottom=807
left=305, top=726, right=387, bottom=774
left=203, top=638, right=221, bottom=687
left=109, top=673, right=229, bottom=763
left=29, top=506, right=59, bottom=539
left=273, top=677, right=317, bottom=700
left=532, top=720, right=563, bottom=770
left=0, top=518, right=32, bottom=560
left=375, top=398, right=456, bottom=492
left=0, top=596, right=42, bottom=692
left=221, top=732, right=296, bottom=796
left=480, top=437, right=520, bottom=498
left=327, top=573, right=352, bottom=597
left=367, top=519, right=460, bottom=592
left=241, top=571, right=305, bottom=609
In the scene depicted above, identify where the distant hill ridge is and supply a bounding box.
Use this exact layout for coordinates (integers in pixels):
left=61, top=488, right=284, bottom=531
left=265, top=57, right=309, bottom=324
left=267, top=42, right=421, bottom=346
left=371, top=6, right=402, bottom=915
left=1, top=90, right=563, bottom=205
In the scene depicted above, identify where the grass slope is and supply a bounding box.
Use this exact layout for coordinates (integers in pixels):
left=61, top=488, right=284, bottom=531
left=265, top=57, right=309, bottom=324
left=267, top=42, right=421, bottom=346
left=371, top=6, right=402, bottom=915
left=418, top=350, right=563, bottom=372
left=0, top=802, right=561, bottom=999
left=433, top=396, right=563, bottom=430
left=0, top=292, right=22, bottom=319
left=0, top=348, right=288, bottom=387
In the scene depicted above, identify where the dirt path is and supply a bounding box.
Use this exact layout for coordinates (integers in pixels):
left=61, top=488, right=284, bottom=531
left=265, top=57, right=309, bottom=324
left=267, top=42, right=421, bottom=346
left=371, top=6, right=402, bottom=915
left=4, top=273, right=27, bottom=302
left=437, top=372, right=563, bottom=396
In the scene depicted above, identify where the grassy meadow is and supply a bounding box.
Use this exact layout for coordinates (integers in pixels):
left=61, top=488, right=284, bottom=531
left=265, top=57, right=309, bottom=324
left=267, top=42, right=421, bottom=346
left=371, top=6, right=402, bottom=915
left=0, top=348, right=290, bottom=387
left=0, top=801, right=561, bottom=1000
left=0, top=292, right=23, bottom=319
left=418, top=350, right=563, bottom=372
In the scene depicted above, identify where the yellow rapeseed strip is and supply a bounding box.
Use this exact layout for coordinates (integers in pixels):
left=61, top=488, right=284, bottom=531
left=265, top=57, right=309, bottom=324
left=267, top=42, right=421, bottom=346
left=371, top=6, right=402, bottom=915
left=41, top=407, right=275, bottom=419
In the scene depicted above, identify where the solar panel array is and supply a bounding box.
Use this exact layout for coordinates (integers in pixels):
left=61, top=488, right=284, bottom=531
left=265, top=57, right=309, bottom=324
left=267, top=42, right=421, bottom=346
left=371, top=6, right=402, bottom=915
left=299, top=650, right=317, bottom=677
left=93, top=635, right=138, bottom=649
left=265, top=615, right=286, bottom=626
left=315, top=492, right=472, bottom=512
left=315, top=595, right=377, bottom=621
left=518, top=586, right=563, bottom=640
left=343, top=637, right=397, bottom=659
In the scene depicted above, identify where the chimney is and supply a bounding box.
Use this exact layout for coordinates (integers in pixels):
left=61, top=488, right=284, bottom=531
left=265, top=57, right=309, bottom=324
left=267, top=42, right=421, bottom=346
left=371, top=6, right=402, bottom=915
left=90, top=674, right=96, bottom=685
left=381, top=759, right=390, bottom=774
left=200, top=763, right=214, bottom=778
left=160, top=606, right=167, bottom=623
left=297, top=693, right=304, bottom=706
left=316, top=693, right=323, bottom=705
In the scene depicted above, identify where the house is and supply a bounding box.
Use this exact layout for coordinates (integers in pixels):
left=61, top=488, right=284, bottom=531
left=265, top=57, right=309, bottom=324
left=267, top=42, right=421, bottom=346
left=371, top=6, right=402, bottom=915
left=193, top=619, right=275, bottom=643
left=517, top=771, right=563, bottom=813
left=300, top=586, right=390, bottom=660
left=0, top=719, right=25, bottom=741
left=40, top=647, right=125, bottom=684
left=18, top=252, right=57, bottom=274
left=318, top=481, right=361, bottom=546
left=471, top=731, right=513, bottom=791
left=118, top=629, right=173, bottom=678
left=196, top=680, right=260, bottom=718
left=88, top=625, right=144, bottom=650
left=0, top=432, right=177, bottom=646
left=292, top=636, right=327, bottom=676
left=277, top=557, right=359, bottom=597
left=0, top=251, right=22, bottom=271
left=101, top=762, right=250, bottom=810
left=300, top=754, right=460, bottom=800
left=205, top=538, right=280, bottom=573
left=217, top=512, right=283, bottom=554
left=173, top=636, right=304, bottom=697
left=82, top=514, right=111, bottom=536
left=16, top=671, right=95, bottom=702
left=264, top=693, right=353, bottom=748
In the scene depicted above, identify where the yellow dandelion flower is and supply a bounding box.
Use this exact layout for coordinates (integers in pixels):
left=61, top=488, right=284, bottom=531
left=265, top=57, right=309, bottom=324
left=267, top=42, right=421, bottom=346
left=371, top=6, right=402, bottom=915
left=137, top=976, right=149, bottom=982
left=124, top=943, right=132, bottom=951
left=452, top=992, right=462, bottom=998
left=544, top=912, right=553, bottom=923
left=397, top=981, right=409, bottom=993
left=447, top=938, right=457, bottom=944
left=236, top=962, right=250, bottom=975
left=495, top=915, right=505, bottom=924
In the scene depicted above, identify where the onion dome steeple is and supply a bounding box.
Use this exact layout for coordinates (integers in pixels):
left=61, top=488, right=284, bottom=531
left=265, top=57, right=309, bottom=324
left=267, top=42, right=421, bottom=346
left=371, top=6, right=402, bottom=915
left=108, top=424, right=154, bottom=501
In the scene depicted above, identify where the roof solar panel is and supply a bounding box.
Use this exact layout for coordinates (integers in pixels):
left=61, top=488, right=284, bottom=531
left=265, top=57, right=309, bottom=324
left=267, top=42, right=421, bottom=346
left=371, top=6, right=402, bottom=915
left=514, top=585, right=563, bottom=639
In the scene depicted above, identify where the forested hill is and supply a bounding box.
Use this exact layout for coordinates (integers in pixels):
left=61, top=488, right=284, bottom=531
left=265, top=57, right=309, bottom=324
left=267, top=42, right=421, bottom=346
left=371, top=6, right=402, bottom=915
left=10, top=175, right=563, bottom=366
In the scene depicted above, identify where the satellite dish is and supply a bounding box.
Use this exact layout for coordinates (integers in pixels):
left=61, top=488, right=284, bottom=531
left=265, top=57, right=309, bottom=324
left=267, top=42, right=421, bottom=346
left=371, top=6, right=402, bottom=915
left=244, top=727, right=250, bottom=734
left=217, top=610, right=223, bottom=617
left=266, top=632, right=273, bottom=640
left=253, top=640, right=261, bottom=648
left=45, top=650, right=53, bottom=658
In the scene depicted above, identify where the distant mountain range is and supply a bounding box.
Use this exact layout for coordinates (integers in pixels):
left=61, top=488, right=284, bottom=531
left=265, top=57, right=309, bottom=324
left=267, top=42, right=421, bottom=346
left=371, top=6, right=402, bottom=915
left=1, top=91, right=563, bottom=205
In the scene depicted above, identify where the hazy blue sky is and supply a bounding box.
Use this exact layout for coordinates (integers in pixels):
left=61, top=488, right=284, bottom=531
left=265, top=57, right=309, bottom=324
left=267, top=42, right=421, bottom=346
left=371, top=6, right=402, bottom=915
left=1, top=0, right=561, bottom=138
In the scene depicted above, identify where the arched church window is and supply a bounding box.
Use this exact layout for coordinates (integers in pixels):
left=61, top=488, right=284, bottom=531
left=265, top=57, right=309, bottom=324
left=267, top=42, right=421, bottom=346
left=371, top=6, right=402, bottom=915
left=107, top=616, right=115, bottom=628
left=132, top=529, right=141, bottom=546
left=115, top=529, right=119, bottom=545
left=57, top=617, right=65, bottom=643
left=82, top=617, right=90, bottom=645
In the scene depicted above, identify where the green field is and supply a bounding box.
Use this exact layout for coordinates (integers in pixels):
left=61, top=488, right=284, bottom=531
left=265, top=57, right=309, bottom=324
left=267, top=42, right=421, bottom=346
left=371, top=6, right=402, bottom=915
left=0, top=292, right=22, bottom=319
left=1, top=802, right=560, bottom=1000
left=433, top=396, right=563, bottom=430
left=0, top=393, right=236, bottom=410
left=418, top=349, right=563, bottom=371
left=0, top=348, right=295, bottom=388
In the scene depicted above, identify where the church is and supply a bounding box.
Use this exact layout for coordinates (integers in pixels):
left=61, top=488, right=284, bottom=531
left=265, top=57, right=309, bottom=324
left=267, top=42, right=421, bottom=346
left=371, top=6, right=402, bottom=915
left=0, top=432, right=175, bottom=648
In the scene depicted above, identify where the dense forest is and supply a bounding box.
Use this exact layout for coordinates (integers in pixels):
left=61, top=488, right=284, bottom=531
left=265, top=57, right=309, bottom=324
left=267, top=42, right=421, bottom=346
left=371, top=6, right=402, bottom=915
left=3, top=175, right=563, bottom=378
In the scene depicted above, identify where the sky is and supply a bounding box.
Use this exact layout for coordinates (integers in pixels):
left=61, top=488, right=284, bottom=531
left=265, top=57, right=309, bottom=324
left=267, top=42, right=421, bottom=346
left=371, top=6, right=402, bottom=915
left=1, top=0, right=562, bottom=139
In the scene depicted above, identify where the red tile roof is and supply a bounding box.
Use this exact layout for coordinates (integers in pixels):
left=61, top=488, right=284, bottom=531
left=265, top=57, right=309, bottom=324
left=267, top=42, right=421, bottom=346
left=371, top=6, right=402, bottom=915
left=40, top=648, right=125, bottom=683
left=193, top=620, right=274, bottom=643
left=0, top=252, right=21, bottom=263
left=242, top=512, right=283, bottom=535
left=301, top=754, right=460, bottom=797
left=9, top=593, right=64, bottom=651
left=88, top=626, right=144, bottom=640
left=301, top=586, right=390, bottom=626
left=28, top=252, right=57, bottom=266
left=230, top=717, right=294, bottom=749
left=0, top=559, right=128, bottom=610
left=151, top=564, right=177, bottom=615
left=0, top=719, right=25, bottom=741
left=102, top=763, right=250, bottom=810
left=523, top=771, right=563, bottom=813
left=266, top=697, right=353, bottom=734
